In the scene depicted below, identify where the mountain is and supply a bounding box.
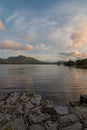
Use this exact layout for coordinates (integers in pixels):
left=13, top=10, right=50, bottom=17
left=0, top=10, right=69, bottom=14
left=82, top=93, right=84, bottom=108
left=0, top=55, right=57, bottom=64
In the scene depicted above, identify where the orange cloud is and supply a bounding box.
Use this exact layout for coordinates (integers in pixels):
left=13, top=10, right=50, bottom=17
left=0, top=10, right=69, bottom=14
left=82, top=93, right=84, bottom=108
left=0, top=40, right=34, bottom=50
left=59, top=51, right=87, bottom=59
left=70, top=23, right=87, bottom=48
left=22, top=36, right=35, bottom=42
left=0, top=20, right=6, bottom=31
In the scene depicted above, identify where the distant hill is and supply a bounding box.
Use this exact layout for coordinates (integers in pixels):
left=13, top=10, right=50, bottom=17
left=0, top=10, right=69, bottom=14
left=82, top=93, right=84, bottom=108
left=0, top=55, right=57, bottom=64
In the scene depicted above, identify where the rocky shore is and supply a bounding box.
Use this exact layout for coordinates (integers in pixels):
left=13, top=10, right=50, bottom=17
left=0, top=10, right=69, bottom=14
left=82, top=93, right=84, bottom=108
left=0, top=92, right=87, bottom=130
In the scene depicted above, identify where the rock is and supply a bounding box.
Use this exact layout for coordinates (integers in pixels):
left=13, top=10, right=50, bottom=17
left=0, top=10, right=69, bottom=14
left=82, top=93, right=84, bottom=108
left=54, top=105, right=69, bottom=115
left=59, top=114, right=79, bottom=124
left=31, top=95, right=41, bottom=105
left=74, top=106, right=87, bottom=119
left=29, top=113, right=51, bottom=123
left=80, top=95, right=87, bottom=104
left=62, top=123, right=82, bottom=130
left=42, top=107, right=57, bottom=118
left=1, top=118, right=26, bottom=130
left=6, top=92, right=20, bottom=104
left=45, top=120, right=58, bottom=130
left=30, top=124, right=45, bottom=130
left=0, top=113, right=11, bottom=126
left=20, top=93, right=31, bottom=102
left=24, top=102, right=33, bottom=113
left=41, top=100, right=54, bottom=108
left=13, top=104, right=24, bottom=115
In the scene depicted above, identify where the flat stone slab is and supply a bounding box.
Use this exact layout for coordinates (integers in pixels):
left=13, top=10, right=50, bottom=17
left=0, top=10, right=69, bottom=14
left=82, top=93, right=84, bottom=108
left=30, top=124, right=45, bottom=130
left=54, top=105, right=69, bottom=115
left=62, top=123, right=82, bottom=130
left=45, top=120, right=58, bottom=130
left=74, top=106, right=87, bottom=119
left=59, top=114, right=79, bottom=124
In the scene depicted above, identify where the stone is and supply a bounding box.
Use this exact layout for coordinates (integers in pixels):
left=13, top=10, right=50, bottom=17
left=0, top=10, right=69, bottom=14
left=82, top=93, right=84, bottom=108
left=54, top=105, right=69, bottom=115
left=6, top=92, right=20, bottom=104
left=59, top=114, right=79, bottom=124
left=31, top=95, right=41, bottom=105
left=29, top=113, right=51, bottom=123
left=0, top=113, right=11, bottom=126
left=74, top=106, right=87, bottom=119
left=80, top=95, right=87, bottom=104
left=24, top=102, right=33, bottom=113
left=45, top=120, right=58, bottom=130
left=13, top=104, right=24, bottom=115
left=20, top=93, right=31, bottom=102
left=62, top=123, right=82, bottom=130
left=41, top=100, right=54, bottom=108
left=1, top=118, right=26, bottom=130
left=30, top=124, right=45, bottom=130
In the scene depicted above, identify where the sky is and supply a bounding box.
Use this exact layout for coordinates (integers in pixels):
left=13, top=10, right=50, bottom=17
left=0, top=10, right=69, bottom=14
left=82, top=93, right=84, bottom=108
left=0, top=0, right=87, bottom=61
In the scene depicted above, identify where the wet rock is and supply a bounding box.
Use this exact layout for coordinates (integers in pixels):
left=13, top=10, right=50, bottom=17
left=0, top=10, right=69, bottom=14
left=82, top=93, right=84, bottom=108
left=62, top=122, right=82, bottom=130
left=45, top=120, right=58, bottom=130
left=41, top=100, right=54, bottom=108
left=54, top=105, right=69, bottom=115
left=6, top=92, right=20, bottom=104
left=80, top=95, right=87, bottom=104
left=59, top=114, right=79, bottom=124
left=30, top=124, right=45, bottom=130
left=31, top=95, right=41, bottom=105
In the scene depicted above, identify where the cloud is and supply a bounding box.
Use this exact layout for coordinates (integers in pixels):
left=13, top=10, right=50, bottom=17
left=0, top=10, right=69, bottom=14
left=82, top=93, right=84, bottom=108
left=22, top=36, right=35, bottom=42
left=0, top=20, right=6, bottom=31
left=0, top=40, right=34, bottom=50
left=59, top=50, right=87, bottom=59
left=70, top=22, right=87, bottom=48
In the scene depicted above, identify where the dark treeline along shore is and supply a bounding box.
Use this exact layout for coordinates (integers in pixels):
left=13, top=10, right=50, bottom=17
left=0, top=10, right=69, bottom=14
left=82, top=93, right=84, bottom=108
left=64, top=58, right=87, bottom=69
left=0, top=55, right=57, bottom=64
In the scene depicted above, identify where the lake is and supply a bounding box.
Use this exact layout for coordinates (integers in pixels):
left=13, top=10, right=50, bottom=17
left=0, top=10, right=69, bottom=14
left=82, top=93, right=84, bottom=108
left=0, top=64, right=87, bottom=104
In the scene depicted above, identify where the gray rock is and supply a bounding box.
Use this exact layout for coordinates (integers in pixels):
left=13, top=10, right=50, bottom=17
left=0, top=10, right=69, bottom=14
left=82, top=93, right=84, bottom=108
left=74, top=106, right=87, bottom=119
left=41, top=100, right=54, bottom=108
left=30, top=124, right=45, bottom=130
left=59, top=114, right=79, bottom=124
left=31, top=95, right=41, bottom=105
left=13, top=104, right=24, bottom=115
left=20, top=93, right=31, bottom=102
left=24, top=102, right=33, bottom=113
left=54, top=105, right=69, bottom=115
left=0, top=113, right=11, bottom=126
left=6, top=92, right=20, bottom=104
left=1, top=118, right=26, bottom=130
left=62, top=123, right=82, bottom=130
left=29, top=113, right=51, bottom=123
left=45, top=120, right=58, bottom=130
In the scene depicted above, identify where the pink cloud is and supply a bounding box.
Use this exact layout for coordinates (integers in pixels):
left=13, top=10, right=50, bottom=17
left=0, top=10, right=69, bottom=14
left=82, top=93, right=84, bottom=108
left=0, top=40, right=34, bottom=50
left=0, top=20, right=6, bottom=31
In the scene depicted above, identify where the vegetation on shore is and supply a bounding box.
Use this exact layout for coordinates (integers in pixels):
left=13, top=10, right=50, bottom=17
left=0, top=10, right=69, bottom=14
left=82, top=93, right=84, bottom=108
left=64, top=58, right=87, bottom=68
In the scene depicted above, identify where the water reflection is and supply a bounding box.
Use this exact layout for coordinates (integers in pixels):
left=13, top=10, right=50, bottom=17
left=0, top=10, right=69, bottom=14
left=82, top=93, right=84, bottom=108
left=0, top=65, right=87, bottom=104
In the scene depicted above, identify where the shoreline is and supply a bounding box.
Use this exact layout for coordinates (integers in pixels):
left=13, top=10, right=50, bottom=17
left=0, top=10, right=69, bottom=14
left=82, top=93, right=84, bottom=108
left=0, top=92, right=87, bottom=130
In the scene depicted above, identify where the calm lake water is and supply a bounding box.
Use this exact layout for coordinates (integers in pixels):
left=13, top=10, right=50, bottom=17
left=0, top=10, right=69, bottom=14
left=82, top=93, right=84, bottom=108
left=0, top=65, right=87, bottom=104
